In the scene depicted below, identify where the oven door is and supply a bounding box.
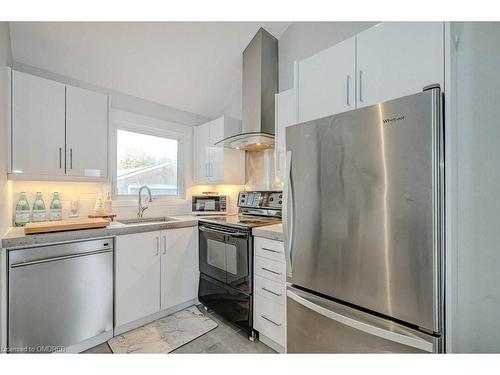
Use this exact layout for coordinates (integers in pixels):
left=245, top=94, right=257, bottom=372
left=199, top=224, right=250, bottom=293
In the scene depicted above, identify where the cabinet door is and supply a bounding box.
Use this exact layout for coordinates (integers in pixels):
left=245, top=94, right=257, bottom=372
left=115, top=231, right=161, bottom=327
left=11, top=71, right=66, bottom=176
left=297, top=36, right=356, bottom=123
left=65, top=85, right=108, bottom=178
left=208, top=117, right=224, bottom=182
left=275, top=89, right=296, bottom=177
left=356, top=22, right=444, bottom=108
left=160, top=227, right=199, bottom=310
left=193, top=122, right=210, bottom=183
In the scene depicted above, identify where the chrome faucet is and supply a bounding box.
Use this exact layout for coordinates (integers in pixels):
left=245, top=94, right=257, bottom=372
left=137, top=186, right=153, bottom=218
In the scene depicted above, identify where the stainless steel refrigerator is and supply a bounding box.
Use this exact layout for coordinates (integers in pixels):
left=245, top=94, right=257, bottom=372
left=284, top=87, right=444, bottom=353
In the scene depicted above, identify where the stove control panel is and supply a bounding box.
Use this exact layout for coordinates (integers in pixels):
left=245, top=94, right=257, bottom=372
left=238, top=191, right=283, bottom=210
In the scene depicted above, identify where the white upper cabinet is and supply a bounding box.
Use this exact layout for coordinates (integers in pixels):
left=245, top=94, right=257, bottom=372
left=65, top=85, right=108, bottom=178
left=10, top=71, right=109, bottom=181
left=11, top=71, right=66, bottom=176
left=194, top=120, right=211, bottom=184
left=296, top=36, right=356, bottom=123
left=356, top=22, right=444, bottom=107
left=275, top=89, right=296, bottom=177
left=193, top=115, right=245, bottom=185
left=160, top=227, right=199, bottom=310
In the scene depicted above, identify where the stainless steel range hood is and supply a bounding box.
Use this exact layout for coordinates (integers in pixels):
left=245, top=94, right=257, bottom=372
left=217, top=28, right=278, bottom=151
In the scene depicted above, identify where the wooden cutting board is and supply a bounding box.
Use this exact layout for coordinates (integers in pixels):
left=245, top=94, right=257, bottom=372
left=24, top=218, right=110, bottom=235
left=88, top=212, right=117, bottom=221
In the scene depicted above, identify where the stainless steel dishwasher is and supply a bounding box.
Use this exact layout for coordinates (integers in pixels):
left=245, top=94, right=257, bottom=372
left=8, top=238, right=113, bottom=353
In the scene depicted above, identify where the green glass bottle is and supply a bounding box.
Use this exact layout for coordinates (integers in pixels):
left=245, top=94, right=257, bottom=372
left=32, top=192, right=46, bottom=222
left=14, top=192, right=30, bottom=227
left=49, top=192, right=62, bottom=221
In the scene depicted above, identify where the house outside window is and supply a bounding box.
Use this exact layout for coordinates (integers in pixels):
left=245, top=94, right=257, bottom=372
left=111, top=110, right=191, bottom=201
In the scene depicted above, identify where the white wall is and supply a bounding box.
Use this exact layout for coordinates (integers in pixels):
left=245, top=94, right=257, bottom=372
left=217, top=22, right=379, bottom=117
left=278, top=21, right=377, bottom=91
left=0, top=23, right=12, bottom=237
left=219, top=87, right=242, bottom=120
left=4, top=62, right=212, bottom=221
left=12, top=61, right=211, bottom=127
left=0, top=20, right=11, bottom=352
left=449, top=22, right=500, bottom=353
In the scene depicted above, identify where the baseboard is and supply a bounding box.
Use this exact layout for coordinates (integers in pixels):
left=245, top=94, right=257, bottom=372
left=114, top=298, right=198, bottom=336
left=259, top=333, right=285, bottom=353
left=67, top=330, right=113, bottom=354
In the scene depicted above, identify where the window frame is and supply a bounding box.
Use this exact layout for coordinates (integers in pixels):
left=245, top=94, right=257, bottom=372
left=110, top=109, right=190, bottom=204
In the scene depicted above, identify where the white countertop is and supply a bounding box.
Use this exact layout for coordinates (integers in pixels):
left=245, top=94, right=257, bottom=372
left=252, top=223, right=283, bottom=242
left=2, top=215, right=199, bottom=249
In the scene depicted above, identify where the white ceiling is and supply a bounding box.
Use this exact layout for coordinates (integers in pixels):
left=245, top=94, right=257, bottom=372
left=9, top=22, right=291, bottom=119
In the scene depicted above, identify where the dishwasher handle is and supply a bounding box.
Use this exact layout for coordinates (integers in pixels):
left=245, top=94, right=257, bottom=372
left=10, top=248, right=112, bottom=269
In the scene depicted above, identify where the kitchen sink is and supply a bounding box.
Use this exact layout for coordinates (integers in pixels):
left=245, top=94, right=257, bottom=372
left=117, top=216, right=178, bottom=225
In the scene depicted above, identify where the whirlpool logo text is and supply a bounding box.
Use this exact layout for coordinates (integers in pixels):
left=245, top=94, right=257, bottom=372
left=383, top=115, right=405, bottom=124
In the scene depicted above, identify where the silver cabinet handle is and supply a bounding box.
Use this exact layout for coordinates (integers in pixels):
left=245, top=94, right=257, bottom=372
left=205, top=162, right=209, bottom=177
left=262, top=287, right=282, bottom=297
left=284, top=150, right=294, bottom=279
left=261, top=314, right=282, bottom=327
left=261, top=267, right=282, bottom=276
left=70, top=148, right=73, bottom=169
left=163, top=236, right=166, bottom=255
left=59, top=147, right=62, bottom=169
left=359, top=70, right=364, bottom=103
left=209, top=162, right=213, bottom=177
left=156, top=237, right=160, bottom=256
left=11, top=249, right=112, bottom=268
left=346, top=74, right=351, bottom=106
left=199, top=225, right=248, bottom=238
left=261, top=247, right=281, bottom=254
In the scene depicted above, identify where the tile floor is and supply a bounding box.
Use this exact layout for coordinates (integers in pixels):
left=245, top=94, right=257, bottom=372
left=84, top=305, right=275, bottom=354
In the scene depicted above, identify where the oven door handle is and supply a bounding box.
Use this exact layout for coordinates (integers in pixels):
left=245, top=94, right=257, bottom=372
left=199, top=226, right=248, bottom=238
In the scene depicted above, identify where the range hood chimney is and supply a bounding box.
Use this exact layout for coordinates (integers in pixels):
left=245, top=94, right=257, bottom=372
left=217, top=28, right=278, bottom=151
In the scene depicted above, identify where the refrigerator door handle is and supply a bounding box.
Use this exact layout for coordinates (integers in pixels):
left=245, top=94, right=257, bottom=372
left=287, top=288, right=434, bottom=353
left=284, top=150, right=294, bottom=279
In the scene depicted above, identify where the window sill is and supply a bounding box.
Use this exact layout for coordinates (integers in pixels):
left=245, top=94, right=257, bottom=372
left=112, top=196, right=190, bottom=207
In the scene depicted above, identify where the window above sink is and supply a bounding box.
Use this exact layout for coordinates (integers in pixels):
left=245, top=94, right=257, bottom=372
left=110, top=109, right=193, bottom=203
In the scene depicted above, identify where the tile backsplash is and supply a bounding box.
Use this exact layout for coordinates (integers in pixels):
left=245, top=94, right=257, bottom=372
left=10, top=181, right=247, bottom=225
left=11, top=181, right=108, bottom=222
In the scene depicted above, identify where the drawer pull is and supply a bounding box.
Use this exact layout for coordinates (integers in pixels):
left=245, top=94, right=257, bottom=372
left=261, top=314, right=282, bottom=327
left=261, top=267, right=282, bottom=276
left=262, top=287, right=282, bottom=297
left=261, top=247, right=281, bottom=254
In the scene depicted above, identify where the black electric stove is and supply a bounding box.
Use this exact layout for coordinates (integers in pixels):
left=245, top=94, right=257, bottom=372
left=197, top=191, right=282, bottom=340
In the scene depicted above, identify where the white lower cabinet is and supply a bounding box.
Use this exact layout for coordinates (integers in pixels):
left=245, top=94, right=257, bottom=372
left=253, top=236, right=286, bottom=352
left=161, top=226, right=199, bottom=310
left=115, top=226, right=199, bottom=330
left=115, top=231, right=161, bottom=327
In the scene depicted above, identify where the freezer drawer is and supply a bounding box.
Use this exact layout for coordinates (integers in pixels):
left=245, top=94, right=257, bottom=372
left=286, top=286, right=440, bottom=353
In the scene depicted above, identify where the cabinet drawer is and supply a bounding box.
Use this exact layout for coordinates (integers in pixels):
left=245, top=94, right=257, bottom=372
left=254, top=237, right=284, bottom=263
left=255, top=275, right=285, bottom=306
left=254, top=295, right=285, bottom=346
left=255, top=256, right=286, bottom=283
